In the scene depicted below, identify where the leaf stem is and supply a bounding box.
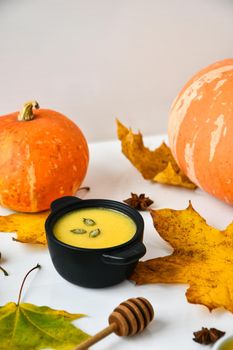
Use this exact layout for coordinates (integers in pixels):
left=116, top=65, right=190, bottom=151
left=77, top=186, right=90, bottom=193
left=0, top=265, right=8, bottom=276
left=17, top=264, right=41, bottom=305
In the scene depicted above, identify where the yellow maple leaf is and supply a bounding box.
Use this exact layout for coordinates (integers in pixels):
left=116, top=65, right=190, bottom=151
left=131, top=202, right=233, bottom=312
left=0, top=211, right=49, bottom=244
left=153, top=162, right=196, bottom=189
left=117, top=120, right=196, bottom=189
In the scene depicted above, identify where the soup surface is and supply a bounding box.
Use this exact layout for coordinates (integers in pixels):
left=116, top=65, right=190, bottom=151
left=53, top=207, right=136, bottom=249
left=219, top=338, right=233, bottom=350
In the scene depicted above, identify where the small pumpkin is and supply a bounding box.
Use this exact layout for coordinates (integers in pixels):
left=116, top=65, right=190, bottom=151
left=0, top=101, right=89, bottom=212
left=168, top=58, right=233, bottom=204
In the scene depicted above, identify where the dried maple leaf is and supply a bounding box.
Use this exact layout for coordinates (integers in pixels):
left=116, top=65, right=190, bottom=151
left=117, top=120, right=196, bottom=189
left=153, top=162, right=196, bottom=189
left=0, top=211, right=49, bottom=245
left=124, top=193, right=154, bottom=211
left=0, top=265, right=89, bottom=350
left=131, top=202, right=233, bottom=312
left=193, top=327, right=225, bottom=345
left=0, top=189, right=90, bottom=245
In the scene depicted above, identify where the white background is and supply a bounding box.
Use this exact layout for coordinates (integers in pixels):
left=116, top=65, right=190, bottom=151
left=0, top=0, right=232, bottom=141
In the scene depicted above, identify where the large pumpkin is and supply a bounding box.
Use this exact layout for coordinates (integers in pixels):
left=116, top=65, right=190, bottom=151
left=168, top=59, right=233, bottom=204
left=0, top=101, right=89, bottom=212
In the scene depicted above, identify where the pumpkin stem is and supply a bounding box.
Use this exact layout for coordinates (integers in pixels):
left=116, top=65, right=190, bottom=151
left=18, top=101, right=40, bottom=121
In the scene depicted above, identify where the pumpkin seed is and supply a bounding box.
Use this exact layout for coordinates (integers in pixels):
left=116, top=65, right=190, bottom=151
left=83, top=218, right=96, bottom=226
left=89, top=229, right=101, bottom=238
left=70, top=228, right=87, bottom=234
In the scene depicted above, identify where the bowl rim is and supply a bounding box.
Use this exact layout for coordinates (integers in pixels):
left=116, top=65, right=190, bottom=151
left=45, top=198, right=144, bottom=252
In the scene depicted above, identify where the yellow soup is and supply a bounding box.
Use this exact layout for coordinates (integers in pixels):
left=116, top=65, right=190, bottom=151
left=219, top=339, right=233, bottom=350
left=53, top=207, right=136, bottom=249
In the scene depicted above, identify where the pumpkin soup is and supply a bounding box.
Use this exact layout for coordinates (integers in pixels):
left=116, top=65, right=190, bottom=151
left=218, top=338, right=233, bottom=350
left=53, top=207, right=136, bottom=249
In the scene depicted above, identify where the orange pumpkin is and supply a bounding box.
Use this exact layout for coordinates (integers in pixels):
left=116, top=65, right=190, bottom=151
left=168, top=59, right=233, bottom=204
left=0, top=101, right=89, bottom=212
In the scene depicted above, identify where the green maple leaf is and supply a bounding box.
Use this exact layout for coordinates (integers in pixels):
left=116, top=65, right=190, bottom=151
left=0, top=265, right=89, bottom=350
left=0, top=303, right=89, bottom=350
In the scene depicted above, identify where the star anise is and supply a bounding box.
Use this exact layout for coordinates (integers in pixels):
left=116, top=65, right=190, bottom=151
left=193, top=327, right=225, bottom=345
left=123, top=193, right=154, bottom=211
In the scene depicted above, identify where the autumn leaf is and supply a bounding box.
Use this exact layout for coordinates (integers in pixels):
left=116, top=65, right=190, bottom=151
left=0, top=189, right=90, bottom=245
left=131, top=202, right=233, bottom=312
left=0, top=265, right=90, bottom=350
left=153, top=162, right=196, bottom=189
left=0, top=211, right=49, bottom=244
left=0, top=303, right=89, bottom=350
left=117, top=120, right=196, bottom=189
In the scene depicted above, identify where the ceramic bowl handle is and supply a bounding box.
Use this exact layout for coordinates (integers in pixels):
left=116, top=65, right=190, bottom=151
left=50, top=196, right=82, bottom=212
left=102, top=242, right=146, bottom=265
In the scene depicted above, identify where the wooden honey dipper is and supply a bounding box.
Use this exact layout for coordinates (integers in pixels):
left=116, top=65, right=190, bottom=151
left=74, top=297, right=154, bottom=350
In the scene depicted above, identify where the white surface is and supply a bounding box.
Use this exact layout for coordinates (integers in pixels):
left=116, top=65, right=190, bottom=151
left=1, top=135, right=233, bottom=349
left=0, top=0, right=233, bottom=141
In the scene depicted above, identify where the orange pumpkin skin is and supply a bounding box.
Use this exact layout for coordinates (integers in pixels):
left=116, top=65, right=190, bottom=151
left=0, top=107, right=89, bottom=212
left=168, top=59, right=233, bottom=204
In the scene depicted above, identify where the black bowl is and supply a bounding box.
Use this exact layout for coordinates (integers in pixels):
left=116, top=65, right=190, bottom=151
left=45, top=196, right=146, bottom=288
